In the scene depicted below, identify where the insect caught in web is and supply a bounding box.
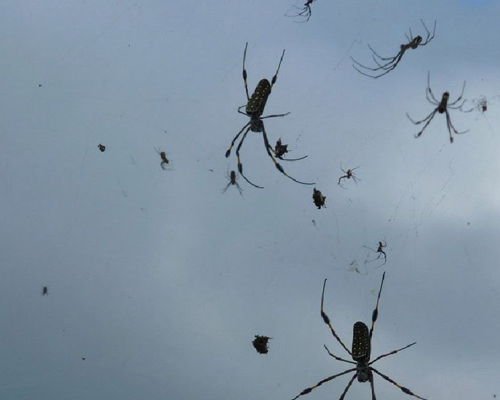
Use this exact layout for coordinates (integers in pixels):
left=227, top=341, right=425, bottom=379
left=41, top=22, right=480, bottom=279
left=364, top=240, right=387, bottom=267
left=155, top=148, right=172, bottom=170
left=222, top=170, right=243, bottom=195
left=252, top=335, right=272, bottom=354
left=406, top=72, right=468, bottom=143
left=286, top=0, right=316, bottom=23
left=461, top=96, right=488, bottom=114
left=273, top=139, right=308, bottom=161
left=338, top=165, right=360, bottom=188
left=225, top=43, right=314, bottom=188
left=312, top=188, right=326, bottom=209
left=351, top=20, right=436, bottom=79
left=291, top=272, right=426, bottom=400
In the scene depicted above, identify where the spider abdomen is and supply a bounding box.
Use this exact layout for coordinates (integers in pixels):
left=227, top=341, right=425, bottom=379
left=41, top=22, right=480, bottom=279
left=246, top=79, right=271, bottom=116
left=352, top=321, right=370, bottom=362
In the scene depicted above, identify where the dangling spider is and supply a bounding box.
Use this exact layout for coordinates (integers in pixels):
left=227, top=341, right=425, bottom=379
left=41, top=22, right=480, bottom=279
left=222, top=170, right=243, bottom=196
left=337, top=165, right=360, bottom=188
left=364, top=240, right=387, bottom=267
left=291, top=273, right=426, bottom=400
left=406, top=72, right=468, bottom=143
left=286, top=0, right=316, bottom=23
left=312, top=188, right=326, bottom=209
left=253, top=335, right=272, bottom=354
left=273, top=139, right=308, bottom=161
left=351, top=20, right=436, bottom=79
left=155, top=148, right=172, bottom=170
left=225, top=43, right=314, bottom=188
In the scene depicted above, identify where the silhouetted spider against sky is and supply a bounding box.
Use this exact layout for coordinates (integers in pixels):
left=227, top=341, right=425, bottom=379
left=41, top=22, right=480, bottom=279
left=364, top=241, right=387, bottom=267
left=312, top=188, right=326, bottom=209
left=351, top=20, right=436, bottom=79
left=225, top=43, right=314, bottom=188
left=155, top=148, right=171, bottom=170
left=338, top=165, right=360, bottom=188
left=291, top=273, right=426, bottom=400
left=252, top=335, right=272, bottom=354
left=222, top=170, right=243, bottom=195
left=407, top=72, right=468, bottom=143
left=287, top=0, right=316, bottom=22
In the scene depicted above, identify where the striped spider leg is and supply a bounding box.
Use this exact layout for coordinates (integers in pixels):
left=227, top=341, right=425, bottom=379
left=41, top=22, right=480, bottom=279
left=351, top=20, right=436, bottom=79
left=292, top=273, right=426, bottom=400
left=225, top=43, right=314, bottom=188
left=407, top=72, right=468, bottom=143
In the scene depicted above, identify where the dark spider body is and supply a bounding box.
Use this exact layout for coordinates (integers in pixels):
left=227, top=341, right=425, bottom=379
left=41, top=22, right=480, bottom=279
left=42, top=286, right=48, bottom=296
left=351, top=20, right=436, bottom=79
left=407, top=72, right=468, bottom=143
left=155, top=148, right=171, bottom=170
left=312, top=188, right=326, bottom=209
left=291, top=273, right=426, bottom=400
left=225, top=43, right=314, bottom=188
left=98, top=144, right=106, bottom=152
left=252, top=335, right=272, bottom=354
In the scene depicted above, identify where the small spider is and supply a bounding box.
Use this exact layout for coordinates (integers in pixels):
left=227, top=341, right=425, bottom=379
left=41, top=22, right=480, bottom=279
left=291, top=273, right=426, bottom=400
left=364, top=241, right=387, bottom=266
left=252, top=335, right=272, bottom=354
left=97, top=144, right=106, bottom=152
left=225, top=43, right=314, bottom=188
left=273, top=139, right=308, bottom=161
left=337, top=165, right=360, bottom=188
left=155, top=148, right=171, bottom=170
left=312, top=188, right=326, bottom=209
left=461, top=96, right=488, bottom=114
left=406, top=72, right=468, bottom=143
left=287, top=0, right=316, bottom=23
left=351, top=20, right=436, bottom=79
left=42, top=286, right=48, bottom=296
left=222, top=170, right=243, bottom=195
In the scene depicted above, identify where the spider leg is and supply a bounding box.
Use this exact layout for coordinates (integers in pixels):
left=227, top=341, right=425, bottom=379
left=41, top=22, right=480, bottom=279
left=369, top=342, right=416, bottom=365
left=406, top=109, right=438, bottom=138
left=352, top=53, right=402, bottom=79
left=235, top=181, right=244, bottom=196
left=321, top=279, right=352, bottom=355
left=368, top=271, right=385, bottom=340
left=448, top=81, right=467, bottom=107
left=290, top=4, right=312, bottom=23
left=426, top=72, right=440, bottom=104
left=370, top=367, right=427, bottom=400
left=369, top=371, right=377, bottom=400
left=323, top=344, right=356, bottom=365
left=261, top=124, right=315, bottom=185
left=419, top=20, right=436, bottom=46
left=261, top=112, right=291, bottom=119
left=226, top=122, right=251, bottom=157
left=338, top=175, right=348, bottom=187
left=242, top=43, right=250, bottom=102
left=445, top=111, right=469, bottom=143
left=235, top=127, right=264, bottom=189
left=221, top=181, right=232, bottom=194
left=270, top=49, right=286, bottom=89
left=339, top=374, right=358, bottom=400
left=368, top=44, right=402, bottom=63
left=291, top=369, right=357, bottom=400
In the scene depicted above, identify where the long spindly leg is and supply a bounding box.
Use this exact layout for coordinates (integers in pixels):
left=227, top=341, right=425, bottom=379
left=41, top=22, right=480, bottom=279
left=446, top=111, right=469, bottom=143
left=370, top=367, right=427, bottom=400
left=323, top=345, right=356, bottom=365
left=235, top=127, right=264, bottom=189
left=226, top=122, right=251, bottom=157
left=270, top=49, right=286, bottom=89
left=242, top=43, right=250, bottom=101
left=369, top=342, right=416, bottom=365
left=448, top=81, right=467, bottom=108
left=291, top=369, right=357, bottom=400
left=261, top=112, right=290, bottom=119
left=339, top=373, right=357, bottom=400
left=426, top=72, right=440, bottom=104
left=406, top=109, right=438, bottom=138
left=369, top=371, right=377, bottom=400
left=261, top=124, right=315, bottom=185
left=320, top=279, right=352, bottom=356
left=420, top=20, right=437, bottom=45
left=368, top=272, right=385, bottom=340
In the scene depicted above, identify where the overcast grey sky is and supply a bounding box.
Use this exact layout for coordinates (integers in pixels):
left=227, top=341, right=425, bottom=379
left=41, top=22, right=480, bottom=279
left=1, top=0, right=500, bottom=399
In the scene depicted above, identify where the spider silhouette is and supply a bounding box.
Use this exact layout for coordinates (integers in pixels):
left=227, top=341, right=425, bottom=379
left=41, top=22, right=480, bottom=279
left=155, top=148, right=172, bottom=170
left=222, top=170, right=243, bottom=195
left=286, top=0, right=316, bottom=22
left=225, top=43, right=314, bottom=188
left=351, top=20, right=436, bottom=79
left=42, top=286, right=48, bottom=296
left=253, top=335, right=272, bottom=354
left=364, top=241, right=387, bottom=267
left=312, top=188, right=326, bottom=209
left=406, top=72, right=468, bottom=143
left=291, top=273, right=426, bottom=400
left=338, top=165, right=360, bottom=188
left=97, top=144, right=106, bottom=152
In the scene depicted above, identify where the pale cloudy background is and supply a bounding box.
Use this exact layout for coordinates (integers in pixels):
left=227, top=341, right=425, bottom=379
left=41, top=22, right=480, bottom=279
left=1, top=0, right=499, bottom=399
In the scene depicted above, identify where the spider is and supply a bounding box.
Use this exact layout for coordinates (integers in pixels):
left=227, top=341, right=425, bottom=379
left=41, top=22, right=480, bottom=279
left=286, top=0, right=316, bottom=23
left=338, top=165, right=360, bottom=188
left=253, top=335, right=272, bottom=354
left=406, top=72, right=468, bottom=143
left=155, top=148, right=172, bottom=170
left=291, top=272, right=426, bottom=400
left=42, top=286, right=48, bottom=296
left=97, top=144, right=106, bottom=152
left=225, top=43, right=315, bottom=188
left=351, top=20, right=436, bottom=79
left=364, top=240, right=387, bottom=267
left=312, top=188, right=326, bottom=209
left=273, top=139, right=308, bottom=161
left=222, top=170, right=243, bottom=195
left=461, top=96, right=488, bottom=114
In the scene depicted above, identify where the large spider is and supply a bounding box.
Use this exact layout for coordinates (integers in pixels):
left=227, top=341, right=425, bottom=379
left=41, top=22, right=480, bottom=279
left=225, top=43, right=314, bottom=188
left=291, top=272, right=426, bottom=400
left=351, top=20, right=436, bottom=79
left=406, top=72, right=468, bottom=143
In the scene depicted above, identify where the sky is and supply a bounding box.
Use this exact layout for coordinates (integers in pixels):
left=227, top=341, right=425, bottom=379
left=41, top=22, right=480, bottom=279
left=1, top=0, right=500, bottom=399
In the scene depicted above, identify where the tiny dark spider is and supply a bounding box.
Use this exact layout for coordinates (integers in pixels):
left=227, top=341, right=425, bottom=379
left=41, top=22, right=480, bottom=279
left=253, top=335, right=272, bottom=354
left=155, top=148, right=172, bottom=170
left=461, top=96, right=488, bottom=114
left=337, top=165, right=360, bottom=188
left=42, top=286, right=48, bottom=296
left=406, top=72, right=468, bottom=143
left=351, top=20, right=436, bottom=79
left=286, top=0, right=316, bottom=23
left=225, top=43, right=314, bottom=188
left=364, top=241, right=387, bottom=267
left=273, top=138, right=308, bottom=161
left=97, top=144, right=106, bottom=152
left=312, top=188, right=326, bottom=209
left=222, top=170, right=243, bottom=196
left=291, top=273, right=426, bottom=400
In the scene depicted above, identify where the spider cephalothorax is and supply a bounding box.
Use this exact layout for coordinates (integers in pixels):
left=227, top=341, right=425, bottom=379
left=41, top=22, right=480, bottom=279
left=292, top=273, right=426, bottom=400
left=225, top=43, right=314, bottom=188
